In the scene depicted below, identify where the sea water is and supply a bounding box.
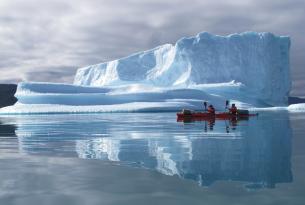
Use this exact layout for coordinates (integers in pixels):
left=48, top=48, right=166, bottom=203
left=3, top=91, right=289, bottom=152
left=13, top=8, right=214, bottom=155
left=0, top=111, right=304, bottom=205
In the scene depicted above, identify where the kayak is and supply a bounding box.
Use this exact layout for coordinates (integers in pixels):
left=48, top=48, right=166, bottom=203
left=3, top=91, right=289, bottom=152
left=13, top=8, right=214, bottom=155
left=177, top=111, right=258, bottom=122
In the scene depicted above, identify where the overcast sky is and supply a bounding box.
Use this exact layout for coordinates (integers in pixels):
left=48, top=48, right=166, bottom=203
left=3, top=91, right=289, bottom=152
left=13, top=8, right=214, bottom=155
left=0, top=0, right=304, bottom=96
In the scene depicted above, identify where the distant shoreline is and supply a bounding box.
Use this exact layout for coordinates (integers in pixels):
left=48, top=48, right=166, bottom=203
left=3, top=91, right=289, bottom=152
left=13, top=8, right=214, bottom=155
left=0, top=84, right=17, bottom=108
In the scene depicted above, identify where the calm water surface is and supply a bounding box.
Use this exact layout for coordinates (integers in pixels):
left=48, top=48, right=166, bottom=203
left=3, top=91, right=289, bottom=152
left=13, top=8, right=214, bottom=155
left=0, top=111, right=304, bottom=205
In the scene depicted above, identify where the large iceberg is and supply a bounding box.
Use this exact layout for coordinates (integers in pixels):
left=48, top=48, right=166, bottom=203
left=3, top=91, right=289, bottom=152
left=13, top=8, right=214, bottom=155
left=75, top=32, right=291, bottom=106
left=0, top=32, right=293, bottom=114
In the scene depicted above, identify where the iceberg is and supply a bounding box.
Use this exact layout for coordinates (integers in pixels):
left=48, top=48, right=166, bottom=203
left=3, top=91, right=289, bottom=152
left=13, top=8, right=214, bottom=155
left=288, top=103, right=305, bottom=112
left=74, top=32, right=291, bottom=106
left=0, top=31, right=292, bottom=114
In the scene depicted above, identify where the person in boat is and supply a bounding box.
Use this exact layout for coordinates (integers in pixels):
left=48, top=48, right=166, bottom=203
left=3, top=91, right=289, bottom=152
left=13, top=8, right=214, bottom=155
left=229, top=103, right=238, bottom=115
left=207, top=105, right=215, bottom=114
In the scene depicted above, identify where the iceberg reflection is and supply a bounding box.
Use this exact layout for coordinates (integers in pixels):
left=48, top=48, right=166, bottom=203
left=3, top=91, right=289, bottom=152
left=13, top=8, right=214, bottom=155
left=13, top=112, right=292, bottom=189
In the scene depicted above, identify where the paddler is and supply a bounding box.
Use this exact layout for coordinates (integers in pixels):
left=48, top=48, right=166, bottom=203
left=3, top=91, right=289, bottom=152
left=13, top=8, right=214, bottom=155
left=229, top=103, right=238, bottom=115
left=207, top=105, right=215, bottom=114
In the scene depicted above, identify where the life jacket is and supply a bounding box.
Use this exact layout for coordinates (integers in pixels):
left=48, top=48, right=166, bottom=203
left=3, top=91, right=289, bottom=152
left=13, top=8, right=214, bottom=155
left=230, top=106, right=238, bottom=114
left=208, top=107, right=215, bottom=114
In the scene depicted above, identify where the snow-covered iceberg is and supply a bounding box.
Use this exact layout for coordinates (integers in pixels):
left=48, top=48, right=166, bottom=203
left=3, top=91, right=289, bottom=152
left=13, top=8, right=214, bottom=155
left=75, top=32, right=291, bottom=106
left=0, top=31, right=292, bottom=114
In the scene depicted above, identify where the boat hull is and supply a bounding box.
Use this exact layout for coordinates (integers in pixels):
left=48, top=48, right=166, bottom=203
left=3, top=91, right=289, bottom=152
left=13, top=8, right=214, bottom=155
left=177, top=112, right=257, bottom=122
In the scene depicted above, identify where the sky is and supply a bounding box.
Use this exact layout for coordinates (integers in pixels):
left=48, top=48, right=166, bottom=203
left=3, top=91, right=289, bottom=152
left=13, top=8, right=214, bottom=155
left=0, top=0, right=304, bottom=96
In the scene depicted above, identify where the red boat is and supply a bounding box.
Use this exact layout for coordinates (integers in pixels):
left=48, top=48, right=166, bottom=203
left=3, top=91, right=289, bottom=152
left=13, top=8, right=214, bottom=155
left=177, top=110, right=258, bottom=122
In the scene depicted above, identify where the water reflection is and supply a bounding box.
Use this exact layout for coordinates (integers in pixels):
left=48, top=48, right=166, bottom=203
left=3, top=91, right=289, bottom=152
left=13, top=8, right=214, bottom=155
left=1, top=112, right=292, bottom=189
left=0, top=119, right=16, bottom=137
left=179, top=114, right=256, bottom=133
left=0, top=118, right=18, bottom=154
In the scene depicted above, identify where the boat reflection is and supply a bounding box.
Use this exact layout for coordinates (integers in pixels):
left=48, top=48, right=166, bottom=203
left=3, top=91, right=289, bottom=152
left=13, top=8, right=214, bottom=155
left=11, top=112, right=292, bottom=189
left=181, top=115, right=252, bottom=133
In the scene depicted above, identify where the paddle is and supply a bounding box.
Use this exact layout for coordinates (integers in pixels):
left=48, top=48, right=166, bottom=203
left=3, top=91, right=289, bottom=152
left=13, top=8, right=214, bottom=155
left=224, top=100, right=230, bottom=132
left=225, top=100, right=229, bottom=111
left=204, top=101, right=207, bottom=112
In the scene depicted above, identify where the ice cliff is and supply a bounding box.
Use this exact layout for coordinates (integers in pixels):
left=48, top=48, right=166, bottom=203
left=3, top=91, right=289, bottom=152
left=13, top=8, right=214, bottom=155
left=75, top=32, right=291, bottom=106
left=0, top=31, right=294, bottom=114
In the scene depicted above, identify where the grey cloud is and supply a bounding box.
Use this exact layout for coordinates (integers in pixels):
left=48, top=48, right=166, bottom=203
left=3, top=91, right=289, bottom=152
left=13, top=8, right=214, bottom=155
left=0, top=0, right=304, bottom=96
left=24, top=66, right=76, bottom=83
